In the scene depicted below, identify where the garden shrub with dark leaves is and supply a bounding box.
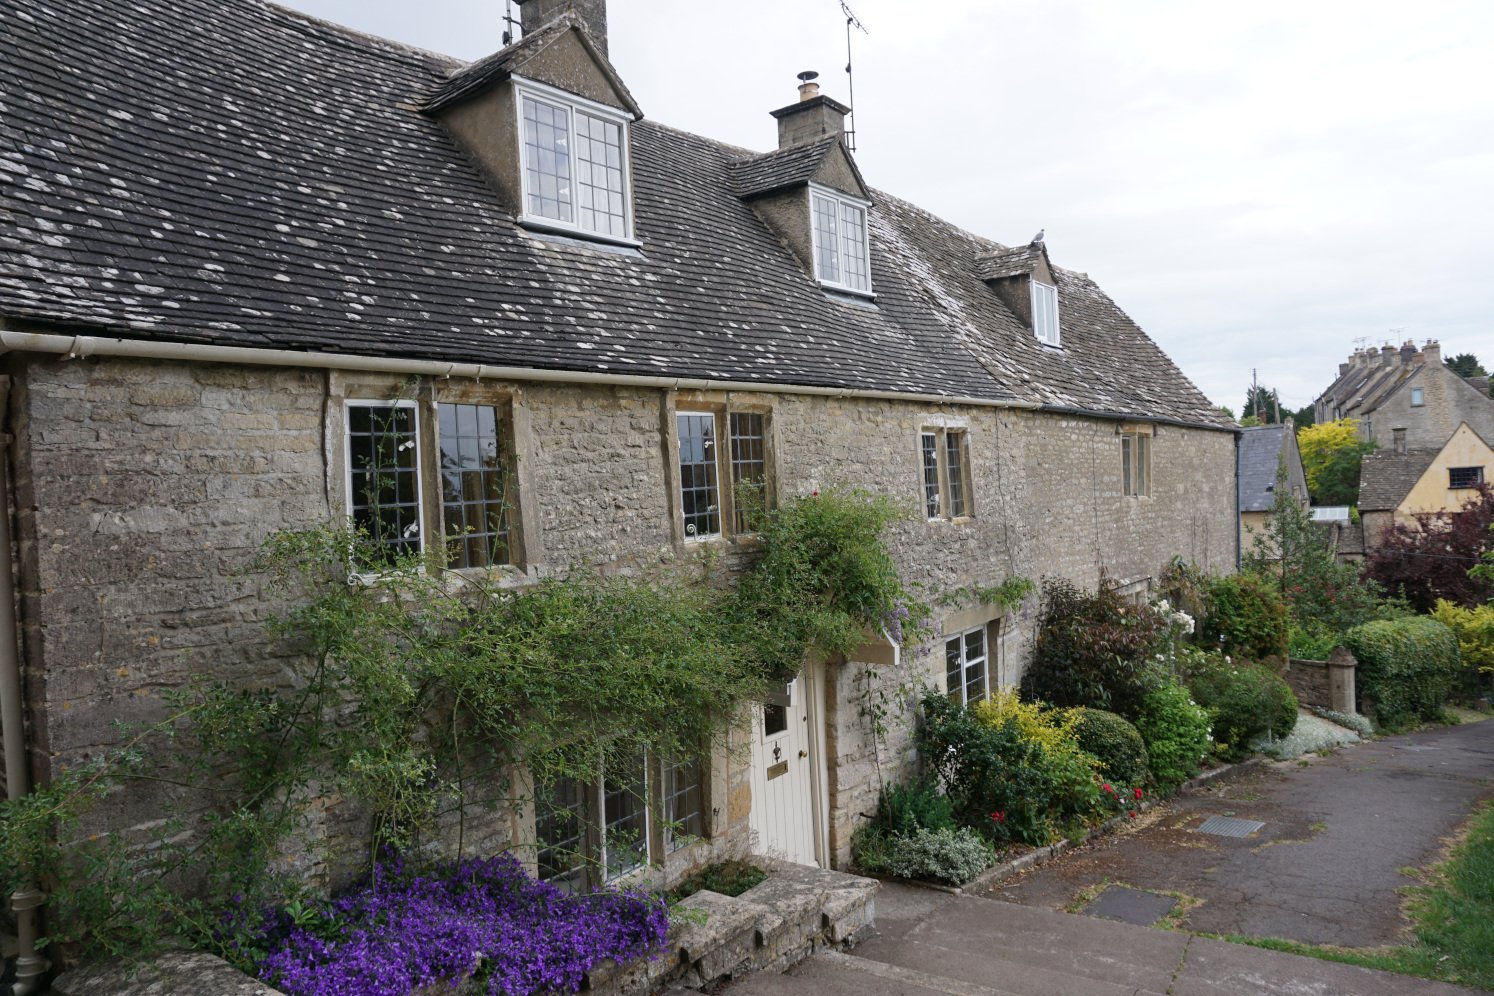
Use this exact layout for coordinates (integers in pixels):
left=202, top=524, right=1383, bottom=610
left=1074, top=708, right=1150, bottom=786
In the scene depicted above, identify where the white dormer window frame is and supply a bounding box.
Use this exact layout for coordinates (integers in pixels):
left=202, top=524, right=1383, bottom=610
left=808, top=183, right=874, bottom=298
left=1032, top=280, right=1060, bottom=347
left=513, top=77, right=638, bottom=246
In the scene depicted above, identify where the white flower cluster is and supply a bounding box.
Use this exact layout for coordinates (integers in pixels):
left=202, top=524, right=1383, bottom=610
left=1154, top=598, right=1196, bottom=635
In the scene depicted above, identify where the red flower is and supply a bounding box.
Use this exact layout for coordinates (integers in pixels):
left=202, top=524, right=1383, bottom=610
left=989, top=811, right=1006, bottom=824
left=1128, top=810, right=1138, bottom=818
left=811, top=490, right=820, bottom=496
left=1133, top=787, right=1144, bottom=801
left=1102, top=783, right=1115, bottom=795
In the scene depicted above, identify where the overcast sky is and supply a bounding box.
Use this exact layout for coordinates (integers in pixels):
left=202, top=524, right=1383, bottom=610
left=278, top=0, right=1494, bottom=414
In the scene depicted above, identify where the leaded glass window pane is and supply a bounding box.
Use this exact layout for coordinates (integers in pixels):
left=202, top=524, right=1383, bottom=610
left=729, top=412, right=767, bottom=533
left=944, top=431, right=966, bottom=518
left=677, top=412, right=720, bottom=539
left=602, top=754, right=648, bottom=880
left=522, top=95, right=573, bottom=223
left=945, top=627, right=989, bottom=705
left=1136, top=435, right=1150, bottom=496
left=536, top=776, right=588, bottom=895
left=662, top=756, right=705, bottom=851
left=347, top=403, right=420, bottom=564
left=438, top=402, right=511, bottom=569
left=812, top=193, right=841, bottom=284
left=576, top=111, right=627, bottom=237
left=921, top=432, right=940, bottom=519
left=1032, top=281, right=1060, bottom=345
left=1122, top=435, right=1134, bottom=496
left=839, top=201, right=869, bottom=292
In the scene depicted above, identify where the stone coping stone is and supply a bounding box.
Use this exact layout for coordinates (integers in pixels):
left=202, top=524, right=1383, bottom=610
left=52, top=951, right=285, bottom=996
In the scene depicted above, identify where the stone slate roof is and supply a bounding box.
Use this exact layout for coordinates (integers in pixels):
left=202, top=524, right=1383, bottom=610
left=728, top=138, right=866, bottom=201
left=1237, top=424, right=1291, bottom=513
left=0, top=0, right=1231, bottom=428
left=421, top=15, right=641, bottom=117
left=973, top=244, right=1045, bottom=282
left=1358, top=449, right=1438, bottom=512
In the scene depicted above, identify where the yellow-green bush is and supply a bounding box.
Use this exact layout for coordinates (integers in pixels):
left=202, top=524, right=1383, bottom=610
left=1430, top=600, right=1494, bottom=700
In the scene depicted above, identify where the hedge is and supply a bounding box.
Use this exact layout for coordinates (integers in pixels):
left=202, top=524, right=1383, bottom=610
left=1343, top=617, right=1461, bottom=730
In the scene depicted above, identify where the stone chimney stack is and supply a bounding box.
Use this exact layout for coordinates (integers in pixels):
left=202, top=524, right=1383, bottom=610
left=770, top=71, right=850, bottom=149
left=1423, top=339, right=1441, bottom=366
left=1400, top=340, right=1417, bottom=365
left=1381, top=344, right=1397, bottom=368
left=517, top=0, right=608, bottom=56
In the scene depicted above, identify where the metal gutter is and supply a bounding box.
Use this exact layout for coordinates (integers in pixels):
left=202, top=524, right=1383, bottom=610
left=0, top=375, right=46, bottom=995
left=0, top=329, right=1038, bottom=412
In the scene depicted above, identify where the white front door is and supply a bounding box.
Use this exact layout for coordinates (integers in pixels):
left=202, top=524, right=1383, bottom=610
left=749, top=674, right=818, bottom=865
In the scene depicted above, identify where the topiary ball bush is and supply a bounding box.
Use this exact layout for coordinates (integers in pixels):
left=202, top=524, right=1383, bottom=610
left=1074, top=708, right=1150, bottom=786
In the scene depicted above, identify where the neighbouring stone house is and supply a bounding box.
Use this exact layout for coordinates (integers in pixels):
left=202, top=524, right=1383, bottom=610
left=1314, top=339, right=1494, bottom=450
left=0, top=0, right=1237, bottom=949
left=1236, top=422, right=1307, bottom=552
left=1358, top=422, right=1494, bottom=552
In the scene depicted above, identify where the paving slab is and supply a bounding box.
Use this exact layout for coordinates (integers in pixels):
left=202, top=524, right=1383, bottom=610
left=1082, top=884, right=1177, bottom=925
left=979, top=717, right=1494, bottom=947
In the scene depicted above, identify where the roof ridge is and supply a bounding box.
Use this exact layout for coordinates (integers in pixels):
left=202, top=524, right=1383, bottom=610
left=260, top=0, right=462, bottom=68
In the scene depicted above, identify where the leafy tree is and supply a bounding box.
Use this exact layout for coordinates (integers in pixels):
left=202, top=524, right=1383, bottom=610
left=1446, top=352, right=1488, bottom=378
left=1290, top=404, right=1315, bottom=429
left=1297, top=418, right=1376, bottom=505
left=1243, top=384, right=1284, bottom=424
left=1365, top=484, right=1494, bottom=611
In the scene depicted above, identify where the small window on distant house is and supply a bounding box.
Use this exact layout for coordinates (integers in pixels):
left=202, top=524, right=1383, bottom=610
left=1032, top=280, right=1060, bottom=347
left=1392, top=427, right=1406, bottom=453
left=1450, top=466, right=1485, bottom=489
left=1121, top=430, right=1151, bottom=497
left=676, top=409, right=771, bottom=540
left=347, top=402, right=422, bottom=564
left=809, top=184, right=873, bottom=296
left=945, top=625, right=991, bottom=705
left=517, top=80, right=633, bottom=241
left=1410, top=387, right=1425, bottom=406
left=921, top=428, right=973, bottom=520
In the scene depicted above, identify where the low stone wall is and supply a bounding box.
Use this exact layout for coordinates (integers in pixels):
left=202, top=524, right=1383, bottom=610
left=1286, top=647, right=1357, bottom=714
left=50, top=862, right=878, bottom=996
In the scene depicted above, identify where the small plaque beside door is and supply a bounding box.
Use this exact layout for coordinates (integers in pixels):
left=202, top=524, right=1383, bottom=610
left=766, top=760, right=789, bottom=780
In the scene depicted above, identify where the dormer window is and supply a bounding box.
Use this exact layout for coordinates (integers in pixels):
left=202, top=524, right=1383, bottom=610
left=809, top=184, right=872, bottom=296
left=515, top=79, right=634, bottom=242
left=1032, top=280, right=1060, bottom=347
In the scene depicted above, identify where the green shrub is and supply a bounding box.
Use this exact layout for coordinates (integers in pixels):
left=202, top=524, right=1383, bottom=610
left=1074, top=709, right=1150, bottom=786
left=1021, top=576, right=1169, bottom=720
left=1430, top=600, right=1494, bottom=701
left=1288, top=621, right=1341, bottom=660
left=918, top=694, right=1132, bottom=846
left=853, top=825, right=994, bottom=885
left=668, top=860, right=768, bottom=901
left=1202, top=572, right=1289, bottom=661
left=1182, top=656, right=1298, bottom=759
left=875, top=778, right=957, bottom=837
left=1135, top=682, right=1211, bottom=789
left=1345, top=618, right=1461, bottom=730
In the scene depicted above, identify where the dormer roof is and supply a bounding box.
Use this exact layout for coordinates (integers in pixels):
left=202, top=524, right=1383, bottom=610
left=974, top=243, right=1050, bottom=283
left=729, top=136, right=870, bottom=202
left=421, top=14, right=641, bottom=118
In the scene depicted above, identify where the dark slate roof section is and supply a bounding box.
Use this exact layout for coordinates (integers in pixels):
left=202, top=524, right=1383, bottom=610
left=1237, top=424, right=1291, bottom=513
left=420, top=14, right=642, bottom=117
left=973, top=244, right=1044, bottom=282
left=1358, top=449, right=1438, bottom=511
left=0, top=0, right=1227, bottom=427
left=729, top=137, right=849, bottom=200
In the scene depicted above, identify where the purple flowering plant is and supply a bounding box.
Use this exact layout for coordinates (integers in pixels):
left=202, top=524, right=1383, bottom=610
left=233, top=851, right=668, bottom=996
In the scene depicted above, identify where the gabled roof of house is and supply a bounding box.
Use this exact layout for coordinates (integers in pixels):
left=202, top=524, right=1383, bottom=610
left=0, top=0, right=1232, bottom=429
left=728, top=137, right=868, bottom=201
left=1237, top=424, right=1293, bottom=513
left=421, top=14, right=642, bottom=117
left=1358, top=449, right=1439, bottom=512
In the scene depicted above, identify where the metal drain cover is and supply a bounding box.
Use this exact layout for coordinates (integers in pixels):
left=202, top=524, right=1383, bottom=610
left=1195, top=815, right=1265, bottom=838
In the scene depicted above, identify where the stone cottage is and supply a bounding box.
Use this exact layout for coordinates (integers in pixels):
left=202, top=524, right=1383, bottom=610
left=1358, top=422, right=1494, bottom=552
left=0, top=0, right=1237, bottom=966
left=1314, top=340, right=1494, bottom=451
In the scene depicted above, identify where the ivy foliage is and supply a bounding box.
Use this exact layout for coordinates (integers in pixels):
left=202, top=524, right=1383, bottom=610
left=1344, top=617, right=1461, bottom=730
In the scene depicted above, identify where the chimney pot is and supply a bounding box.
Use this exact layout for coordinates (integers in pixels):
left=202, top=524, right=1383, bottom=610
left=770, top=75, right=851, bottom=149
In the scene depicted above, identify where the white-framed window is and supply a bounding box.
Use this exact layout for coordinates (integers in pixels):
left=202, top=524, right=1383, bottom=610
left=535, top=752, right=707, bottom=893
left=1410, top=387, right=1425, bottom=406
left=809, top=183, right=873, bottom=296
left=514, top=77, right=634, bottom=242
left=1032, top=280, right=1060, bottom=346
left=945, top=625, right=990, bottom=705
left=921, top=427, right=972, bottom=520
left=676, top=409, right=770, bottom=540
left=1121, top=430, right=1151, bottom=497
left=344, top=395, right=517, bottom=570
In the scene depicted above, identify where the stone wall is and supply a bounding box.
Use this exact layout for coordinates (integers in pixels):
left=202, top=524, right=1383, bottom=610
left=1365, top=362, right=1494, bottom=452
left=11, top=354, right=1239, bottom=885
left=1285, top=648, right=1358, bottom=715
